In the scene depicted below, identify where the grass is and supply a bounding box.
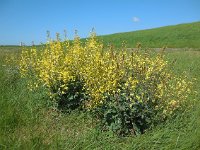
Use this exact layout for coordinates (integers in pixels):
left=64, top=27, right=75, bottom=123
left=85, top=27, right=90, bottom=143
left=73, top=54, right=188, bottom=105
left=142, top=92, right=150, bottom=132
left=96, top=21, right=200, bottom=48
left=0, top=45, right=200, bottom=149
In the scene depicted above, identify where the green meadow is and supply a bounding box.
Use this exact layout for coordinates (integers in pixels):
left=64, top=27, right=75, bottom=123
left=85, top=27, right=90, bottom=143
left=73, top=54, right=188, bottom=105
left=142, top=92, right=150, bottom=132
left=0, top=22, right=200, bottom=149
left=97, top=21, right=200, bottom=48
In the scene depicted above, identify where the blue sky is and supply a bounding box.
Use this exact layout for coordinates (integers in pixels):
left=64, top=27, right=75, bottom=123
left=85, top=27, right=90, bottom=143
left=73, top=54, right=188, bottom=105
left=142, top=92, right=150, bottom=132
left=0, top=0, right=199, bottom=45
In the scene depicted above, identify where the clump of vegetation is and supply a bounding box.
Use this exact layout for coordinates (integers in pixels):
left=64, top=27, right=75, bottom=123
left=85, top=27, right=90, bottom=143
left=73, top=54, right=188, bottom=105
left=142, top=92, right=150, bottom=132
left=19, top=31, right=192, bottom=136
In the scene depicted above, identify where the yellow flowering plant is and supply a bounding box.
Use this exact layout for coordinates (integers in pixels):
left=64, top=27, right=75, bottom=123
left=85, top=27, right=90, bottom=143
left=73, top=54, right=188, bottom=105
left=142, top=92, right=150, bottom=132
left=19, top=30, right=192, bottom=135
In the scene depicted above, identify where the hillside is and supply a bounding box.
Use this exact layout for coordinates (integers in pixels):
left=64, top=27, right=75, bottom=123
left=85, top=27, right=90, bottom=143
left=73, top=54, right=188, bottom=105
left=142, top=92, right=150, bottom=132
left=97, top=21, right=200, bottom=48
left=1, top=22, right=199, bottom=49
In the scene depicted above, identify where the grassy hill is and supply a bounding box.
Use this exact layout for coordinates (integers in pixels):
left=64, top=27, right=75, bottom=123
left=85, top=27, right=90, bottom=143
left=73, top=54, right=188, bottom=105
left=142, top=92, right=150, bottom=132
left=1, top=22, right=200, bottom=49
left=97, top=21, right=200, bottom=48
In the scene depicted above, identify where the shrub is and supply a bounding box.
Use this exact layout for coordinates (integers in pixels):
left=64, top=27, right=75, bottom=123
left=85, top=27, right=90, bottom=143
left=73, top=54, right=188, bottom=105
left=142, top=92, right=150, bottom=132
left=19, top=31, right=192, bottom=136
left=56, top=77, right=89, bottom=113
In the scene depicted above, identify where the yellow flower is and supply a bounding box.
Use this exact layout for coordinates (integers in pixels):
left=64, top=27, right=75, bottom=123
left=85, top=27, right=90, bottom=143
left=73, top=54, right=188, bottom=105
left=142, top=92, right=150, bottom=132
left=19, top=30, right=193, bottom=114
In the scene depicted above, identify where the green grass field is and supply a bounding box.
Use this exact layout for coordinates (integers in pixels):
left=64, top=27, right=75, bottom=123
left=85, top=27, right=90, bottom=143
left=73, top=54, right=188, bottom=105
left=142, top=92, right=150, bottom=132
left=0, top=22, right=200, bottom=149
left=97, top=21, right=200, bottom=48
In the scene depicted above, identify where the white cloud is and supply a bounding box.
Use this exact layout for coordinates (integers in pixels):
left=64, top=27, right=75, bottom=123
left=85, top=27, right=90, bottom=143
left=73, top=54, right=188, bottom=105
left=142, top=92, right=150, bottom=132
left=133, top=17, right=140, bottom=22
